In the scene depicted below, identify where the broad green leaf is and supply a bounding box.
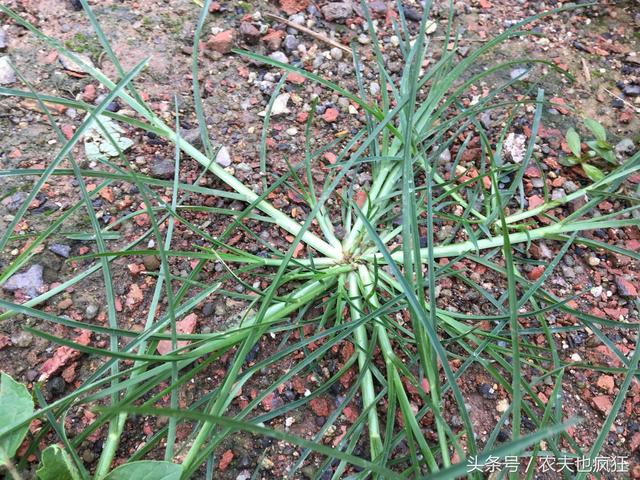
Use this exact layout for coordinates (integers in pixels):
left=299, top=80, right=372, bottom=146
left=37, top=445, right=80, bottom=480
left=103, top=461, right=182, bottom=480
left=584, top=118, right=606, bottom=142
left=557, top=155, right=579, bottom=167
left=0, top=372, right=34, bottom=465
left=565, top=128, right=581, bottom=157
left=582, top=163, right=605, bottom=182
left=587, top=141, right=617, bottom=165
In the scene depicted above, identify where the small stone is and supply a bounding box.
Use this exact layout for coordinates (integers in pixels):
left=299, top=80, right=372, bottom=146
left=10, top=331, right=33, bottom=348
left=561, top=265, right=575, bottom=279
left=269, top=51, right=289, bottom=63
left=527, top=266, right=545, bottom=281
left=570, top=353, right=582, bottom=362
left=202, top=302, right=215, bottom=316
left=260, top=93, right=290, bottom=116
left=286, top=127, right=298, bottom=136
left=590, top=285, right=603, bottom=298
left=329, top=47, right=343, bottom=61
left=510, top=67, right=529, bottom=80
left=615, top=276, right=638, bottom=297
left=208, top=30, right=235, bottom=54
left=215, top=146, right=232, bottom=167
left=279, top=0, right=309, bottom=15
left=310, top=397, right=331, bottom=416
left=321, top=2, right=352, bottom=22
left=45, top=376, right=66, bottom=397
left=239, top=22, right=260, bottom=44
left=496, top=398, right=509, bottom=413
left=262, top=31, right=284, bottom=51
left=49, top=243, right=71, bottom=258
left=403, top=6, right=422, bottom=22
left=0, top=56, right=16, bottom=85
left=82, top=450, right=95, bottom=464
left=283, top=34, right=299, bottom=52
left=260, top=458, right=275, bottom=470
left=2, top=264, right=44, bottom=298
left=562, top=180, right=579, bottom=193
left=219, top=449, right=234, bottom=471
left=587, top=256, right=600, bottom=267
left=85, top=304, right=99, bottom=320
left=286, top=72, right=305, bottom=84
left=82, top=84, right=97, bottom=103
left=624, top=54, right=640, bottom=65
left=596, top=375, right=615, bottom=394
left=357, top=33, right=370, bottom=45
left=477, top=383, right=496, bottom=399
left=439, top=148, right=451, bottom=163
left=623, top=84, right=640, bottom=97
left=592, top=395, right=612, bottom=415
left=59, top=52, right=95, bottom=73
left=322, top=107, right=339, bottom=123
left=551, top=188, right=566, bottom=201
left=151, top=158, right=175, bottom=179
left=615, top=138, right=635, bottom=157
left=58, top=298, right=73, bottom=310
left=142, top=255, right=160, bottom=271
left=528, top=195, right=544, bottom=210
left=2, top=192, right=28, bottom=212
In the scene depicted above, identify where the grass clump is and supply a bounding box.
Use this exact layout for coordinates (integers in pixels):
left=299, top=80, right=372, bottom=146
left=1, top=0, right=639, bottom=479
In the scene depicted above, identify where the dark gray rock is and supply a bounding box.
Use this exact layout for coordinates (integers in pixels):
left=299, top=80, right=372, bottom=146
left=49, top=243, right=71, bottom=258
left=368, top=1, right=388, bottom=14
left=321, top=2, right=352, bottom=22
left=1, top=191, right=28, bottom=212
left=623, top=84, right=640, bottom=97
left=202, top=302, right=215, bottom=316
left=2, top=265, right=44, bottom=298
left=151, top=158, right=175, bottom=179
left=45, top=376, right=66, bottom=397
left=239, top=22, right=260, bottom=44
left=10, top=331, right=33, bottom=348
left=402, top=5, right=422, bottom=21
left=615, top=138, right=635, bottom=157
left=283, top=35, right=299, bottom=52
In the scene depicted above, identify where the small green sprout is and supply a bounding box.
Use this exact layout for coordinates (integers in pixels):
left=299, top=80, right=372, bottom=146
left=560, top=118, right=616, bottom=182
